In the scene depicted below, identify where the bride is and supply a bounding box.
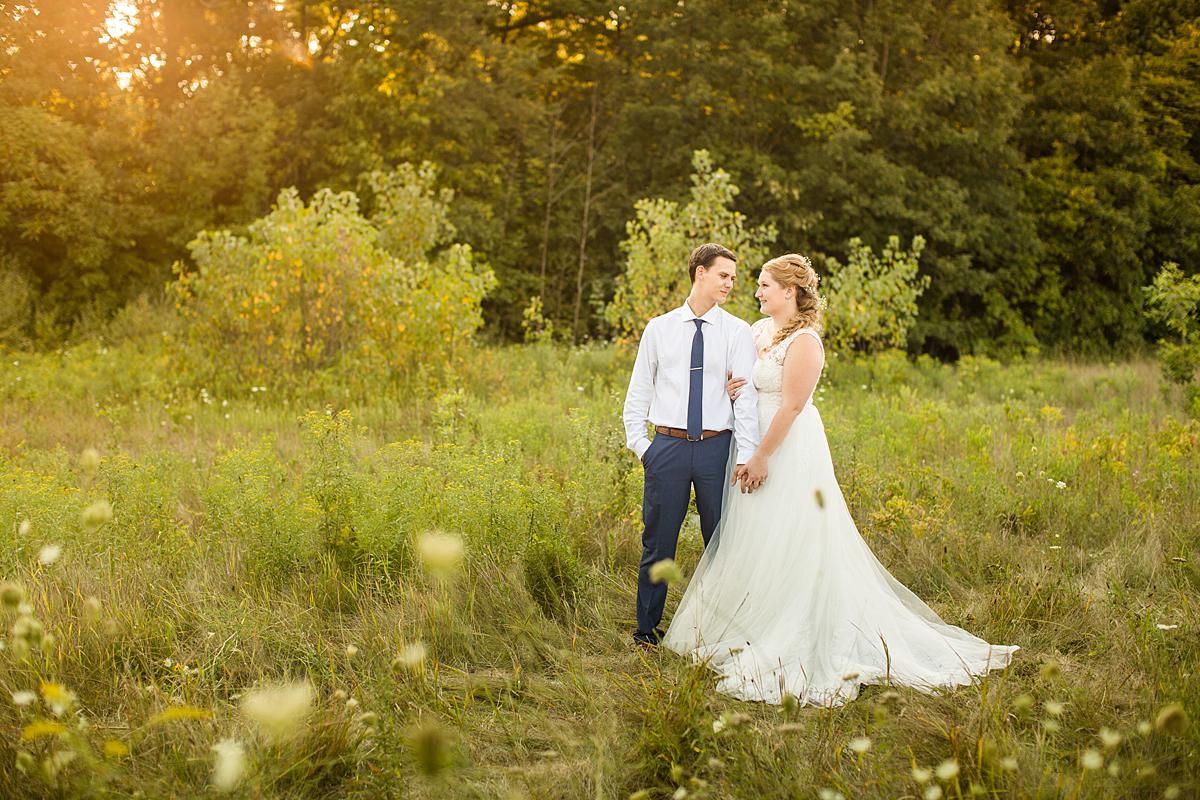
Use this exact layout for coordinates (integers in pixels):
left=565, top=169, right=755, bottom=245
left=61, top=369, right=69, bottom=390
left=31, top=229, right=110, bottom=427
left=661, top=254, right=1019, bottom=706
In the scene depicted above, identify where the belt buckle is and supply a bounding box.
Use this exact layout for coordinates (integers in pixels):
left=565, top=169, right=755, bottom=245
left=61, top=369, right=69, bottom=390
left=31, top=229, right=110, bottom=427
left=687, top=431, right=702, bottom=442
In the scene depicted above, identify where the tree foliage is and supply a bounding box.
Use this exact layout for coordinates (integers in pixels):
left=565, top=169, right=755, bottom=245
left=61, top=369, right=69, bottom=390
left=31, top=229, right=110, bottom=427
left=823, top=237, right=931, bottom=356
left=1145, top=261, right=1200, bottom=416
left=172, top=165, right=494, bottom=389
left=605, top=151, right=776, bottom=340
left=2, top=0, right=1200, bottom=356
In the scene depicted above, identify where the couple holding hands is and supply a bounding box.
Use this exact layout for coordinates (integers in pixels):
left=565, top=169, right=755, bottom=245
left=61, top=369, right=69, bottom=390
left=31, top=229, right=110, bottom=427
left=622, top=243, right=1018, bottom=706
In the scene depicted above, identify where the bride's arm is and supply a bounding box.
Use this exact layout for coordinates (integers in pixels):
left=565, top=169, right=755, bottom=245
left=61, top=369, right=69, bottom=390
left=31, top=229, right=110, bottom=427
left=746, top=335, right=824, bottom=465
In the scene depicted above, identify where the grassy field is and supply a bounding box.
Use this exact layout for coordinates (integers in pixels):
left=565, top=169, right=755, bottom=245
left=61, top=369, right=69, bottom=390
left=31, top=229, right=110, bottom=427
left=0, top=340, right=1196, bottom=799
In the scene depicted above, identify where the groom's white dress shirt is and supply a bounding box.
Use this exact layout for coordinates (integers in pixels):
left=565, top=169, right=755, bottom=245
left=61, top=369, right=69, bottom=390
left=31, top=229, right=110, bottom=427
left=622, top=301, right=761, bottom=464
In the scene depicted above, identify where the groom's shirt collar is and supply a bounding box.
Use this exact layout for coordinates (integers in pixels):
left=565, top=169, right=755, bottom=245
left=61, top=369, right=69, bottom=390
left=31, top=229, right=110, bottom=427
left=675, top=301, right=722, bottom=325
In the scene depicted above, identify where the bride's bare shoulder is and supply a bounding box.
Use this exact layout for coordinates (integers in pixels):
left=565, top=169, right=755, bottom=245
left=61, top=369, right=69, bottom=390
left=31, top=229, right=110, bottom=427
left=782, top=329, right=824, bottom=367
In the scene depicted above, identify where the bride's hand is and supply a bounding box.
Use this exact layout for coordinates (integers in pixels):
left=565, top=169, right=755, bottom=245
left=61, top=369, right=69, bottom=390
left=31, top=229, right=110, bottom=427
left=726, top=370, right=747, bottom=402
left=743, top=454, right=767, bottom=493
left=732, top=454, right=768, bottom=493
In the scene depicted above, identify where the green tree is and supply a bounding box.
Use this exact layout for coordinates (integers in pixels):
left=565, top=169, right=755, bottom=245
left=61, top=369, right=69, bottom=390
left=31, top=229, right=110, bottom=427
left=823, top=236, right=930, bottom=355
left=1018, top=50, right=1156, bottom=349
left=605, top=150, right=776, bottom=341
left=0, top=106, right=121, bottom=337
left=1145, top=261, right=1200, bottom=416
left=173, top=165, right=495, bottom=390
left=1122, top=2, right=1200, bottom=278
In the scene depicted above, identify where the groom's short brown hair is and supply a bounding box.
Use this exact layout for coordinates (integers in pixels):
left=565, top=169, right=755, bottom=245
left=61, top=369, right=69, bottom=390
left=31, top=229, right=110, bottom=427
left=689, top=243, right=737, bottom=282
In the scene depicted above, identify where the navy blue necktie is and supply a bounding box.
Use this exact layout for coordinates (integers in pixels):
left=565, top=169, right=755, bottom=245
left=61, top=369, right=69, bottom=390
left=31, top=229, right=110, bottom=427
left=687, top=319, right=704, bottom=439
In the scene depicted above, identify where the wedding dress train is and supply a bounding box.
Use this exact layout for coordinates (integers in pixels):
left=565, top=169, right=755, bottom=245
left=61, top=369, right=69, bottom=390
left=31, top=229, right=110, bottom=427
left=662, top=325, right=1019, bottom=706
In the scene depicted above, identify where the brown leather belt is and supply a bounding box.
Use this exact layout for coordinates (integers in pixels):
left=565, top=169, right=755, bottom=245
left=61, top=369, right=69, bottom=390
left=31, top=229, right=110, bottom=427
left=654, top=425, right=731, bottom=442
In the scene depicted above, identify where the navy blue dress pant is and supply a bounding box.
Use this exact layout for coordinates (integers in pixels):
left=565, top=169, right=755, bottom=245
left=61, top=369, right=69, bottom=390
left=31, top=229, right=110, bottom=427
left=635, top=430, right=731, bottom=642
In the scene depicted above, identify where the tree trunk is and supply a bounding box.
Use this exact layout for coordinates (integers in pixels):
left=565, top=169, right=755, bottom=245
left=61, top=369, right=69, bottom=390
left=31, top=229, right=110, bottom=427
left=539, top=107, right=561, bottom=299
left=572, top=87, right=598, bottom=342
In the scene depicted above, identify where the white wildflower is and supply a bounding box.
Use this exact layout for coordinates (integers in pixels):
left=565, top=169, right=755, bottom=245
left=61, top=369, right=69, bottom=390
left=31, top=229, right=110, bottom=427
left=240, top=681, right=313, bottom=740
left=394, top=641, right=428, bottom=671
left=37, top=544, right=62, bottom=566
left=81, top=499, right=114, bottom=528
left=848, top=736, right=871, bottom=754
left=417, top=531, right=465, bottom=578
left=210, top=738, right=246, bottom=792
left=1099, top=727, right=1122, bottom=749
left=935, top=759, right=959, bottom=782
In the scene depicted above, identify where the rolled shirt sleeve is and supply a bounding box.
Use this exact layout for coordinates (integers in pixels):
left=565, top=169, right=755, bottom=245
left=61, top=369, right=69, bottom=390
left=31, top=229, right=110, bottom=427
left=622, top=320, right=657, bottom=460
left=729, top=322, right=760, bottom=464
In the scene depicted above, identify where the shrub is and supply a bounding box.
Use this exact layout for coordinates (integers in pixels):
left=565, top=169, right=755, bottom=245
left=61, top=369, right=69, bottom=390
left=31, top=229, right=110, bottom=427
left=100, top=292, right=182, bottom=346
left=605, top=150, right=776, bottom=340
left=171, top=164, right=495, bottom=391
left=520, top=295, right=557, bottom=343
left=200, top=437, right=318, bottom=582
left=1145, top=262, right=1200, bottom=417
left=301, top=409, right=364, bottom=567
left=822, top=235, right=930, bottom=355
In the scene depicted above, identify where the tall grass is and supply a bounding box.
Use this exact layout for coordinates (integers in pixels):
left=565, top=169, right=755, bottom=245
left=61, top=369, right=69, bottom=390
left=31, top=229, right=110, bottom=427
left=0, top=340, right=1195, bottom=798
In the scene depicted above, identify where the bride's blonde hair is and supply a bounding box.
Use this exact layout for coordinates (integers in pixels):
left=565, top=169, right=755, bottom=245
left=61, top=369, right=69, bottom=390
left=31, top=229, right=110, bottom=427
left=764, top=253, right=824, bottom=347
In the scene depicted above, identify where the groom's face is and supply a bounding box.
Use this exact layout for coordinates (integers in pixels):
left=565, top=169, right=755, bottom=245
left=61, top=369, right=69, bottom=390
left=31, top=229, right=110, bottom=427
left=696, top=256, right=737, bottom=305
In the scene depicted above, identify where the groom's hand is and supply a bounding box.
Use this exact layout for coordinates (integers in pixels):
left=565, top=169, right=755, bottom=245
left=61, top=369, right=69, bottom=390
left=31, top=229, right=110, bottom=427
left=738, top=456, right=767, bottom=494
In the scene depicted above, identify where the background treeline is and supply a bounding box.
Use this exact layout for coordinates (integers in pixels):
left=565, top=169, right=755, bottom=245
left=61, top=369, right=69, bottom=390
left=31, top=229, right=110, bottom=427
left=2, top=0, right=1199, bottom=357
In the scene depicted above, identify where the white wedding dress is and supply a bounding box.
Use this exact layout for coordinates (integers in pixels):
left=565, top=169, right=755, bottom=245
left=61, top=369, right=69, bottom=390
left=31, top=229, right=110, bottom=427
left=662, top=322, right=1019, bottom=706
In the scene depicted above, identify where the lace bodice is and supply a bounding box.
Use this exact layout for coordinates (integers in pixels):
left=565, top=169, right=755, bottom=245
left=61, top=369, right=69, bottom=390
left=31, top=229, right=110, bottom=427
left=750, top=319, right=824, bottom=414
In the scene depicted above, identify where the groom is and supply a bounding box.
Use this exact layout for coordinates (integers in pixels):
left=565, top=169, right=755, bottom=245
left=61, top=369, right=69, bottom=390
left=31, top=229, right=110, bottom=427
left=622, top=243, right=764, bottom=647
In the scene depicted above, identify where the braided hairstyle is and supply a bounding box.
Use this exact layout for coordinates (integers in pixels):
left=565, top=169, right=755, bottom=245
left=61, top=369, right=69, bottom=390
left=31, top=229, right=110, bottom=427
left=764, top=253, right=824, bottom=348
